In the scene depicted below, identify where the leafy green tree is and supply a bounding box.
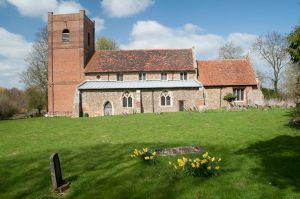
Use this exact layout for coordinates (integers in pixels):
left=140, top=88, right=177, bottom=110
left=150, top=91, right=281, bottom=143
left=25, top=86, right=46, bottom=115
left=96, top=37, right=119, bottom=50
left=288, top=25, right=300, bottom=117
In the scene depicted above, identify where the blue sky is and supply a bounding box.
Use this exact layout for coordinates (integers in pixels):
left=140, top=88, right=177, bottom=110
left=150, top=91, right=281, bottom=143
left=0, top=0, right=299, bottom=88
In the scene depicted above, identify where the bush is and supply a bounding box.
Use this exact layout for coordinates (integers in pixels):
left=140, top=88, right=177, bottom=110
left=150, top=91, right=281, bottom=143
left=170, top=152, right=222, bottom=177
left=83, top=112, right=89, bottom=117
left=0, top=95, right=18, bottom=119
left=223, top=93, right=236, bottom=102
left=131, top=148, right=157, bottom=164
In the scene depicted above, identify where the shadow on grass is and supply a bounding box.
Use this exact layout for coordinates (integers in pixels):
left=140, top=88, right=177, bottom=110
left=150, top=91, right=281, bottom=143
left=0, top=142, right=210, bottom=199
left=237, top=135, right=300, bottom=191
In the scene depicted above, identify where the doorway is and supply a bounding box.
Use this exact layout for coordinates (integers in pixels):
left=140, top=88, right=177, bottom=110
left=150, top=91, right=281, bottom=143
left=104, top=101, right=112, bottom=116
left=179, top=100, right=184, bottom=112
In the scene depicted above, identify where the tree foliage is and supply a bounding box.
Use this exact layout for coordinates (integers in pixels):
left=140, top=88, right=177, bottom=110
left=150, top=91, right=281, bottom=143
left=218, top=41, right=243, bottom=59
left=95, top=37, right=119, bottom=50
left=288, top=25, right=300, bottom=65
left=287, top=25, right=300, bottom=118
left=25, top=86, right=46, bottom=114
left=0, top=87, right=25, bottom=119
left=20, top=26, right=48, bottom=109
left=252, top=32, right=289, bottom=94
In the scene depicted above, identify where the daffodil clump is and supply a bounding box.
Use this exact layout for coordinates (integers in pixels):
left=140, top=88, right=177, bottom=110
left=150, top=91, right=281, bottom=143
left=131, top=148, right=157, bottom=164
left=170, top=152, right=222, bottom=177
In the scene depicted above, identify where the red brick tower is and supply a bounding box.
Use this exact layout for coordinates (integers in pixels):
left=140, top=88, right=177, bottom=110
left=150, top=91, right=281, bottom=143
left=48, top=10, right=95, bottom=115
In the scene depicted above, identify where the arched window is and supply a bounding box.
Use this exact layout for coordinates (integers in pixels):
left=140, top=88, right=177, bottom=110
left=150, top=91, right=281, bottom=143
left=122, top=92, right=133, bottom=108
left=161, top=91, right=171, bottom=106
left=62, top=29, right=70, bottom=42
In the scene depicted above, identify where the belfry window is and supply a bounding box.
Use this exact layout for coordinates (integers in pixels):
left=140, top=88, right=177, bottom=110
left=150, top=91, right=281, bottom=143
left=160, top=90, right=171, bottom=106
left=62, top=29, right=70, bottom=43
left=122, top=92, right=133, bottom=108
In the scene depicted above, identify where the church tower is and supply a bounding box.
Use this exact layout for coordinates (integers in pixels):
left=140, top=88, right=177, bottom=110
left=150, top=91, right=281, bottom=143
left=48, top=10, right=95, bottom=115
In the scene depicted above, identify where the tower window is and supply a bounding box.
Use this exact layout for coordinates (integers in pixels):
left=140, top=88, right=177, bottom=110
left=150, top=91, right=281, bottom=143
left=62, top=29, right=70, bottom=43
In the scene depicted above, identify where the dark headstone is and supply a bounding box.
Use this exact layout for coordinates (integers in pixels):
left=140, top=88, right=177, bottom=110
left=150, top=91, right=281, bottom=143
left=50, top=153, right=69, bottom=192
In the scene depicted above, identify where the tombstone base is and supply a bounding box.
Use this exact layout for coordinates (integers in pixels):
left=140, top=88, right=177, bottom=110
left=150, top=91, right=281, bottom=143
left=55, top=181, right=70, bottom=193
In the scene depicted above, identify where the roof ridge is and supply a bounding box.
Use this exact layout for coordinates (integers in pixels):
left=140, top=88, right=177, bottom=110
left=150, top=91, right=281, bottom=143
left=95, top=48, right=193, bottom=52
left=197, top=59, right=249, bottom=62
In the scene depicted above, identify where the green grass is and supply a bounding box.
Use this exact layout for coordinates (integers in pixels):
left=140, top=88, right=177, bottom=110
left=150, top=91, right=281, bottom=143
left=0, top=109, right=299, bottom=199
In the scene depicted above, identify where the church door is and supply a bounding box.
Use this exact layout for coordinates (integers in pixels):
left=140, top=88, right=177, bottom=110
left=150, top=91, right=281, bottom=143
left=104, top=101, right=112, bottom=116
left=179, top=100, right=184, bottom=112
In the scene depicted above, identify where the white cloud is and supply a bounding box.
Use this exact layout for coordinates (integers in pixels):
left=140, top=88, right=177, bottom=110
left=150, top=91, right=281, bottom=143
left=0, top=27, right=32, bottom=88
left=121, top=20, right=260, bottom=60
left=6, top=0, right=85, bottom=20
left=101, top=0, right=154, bottom=17
left=92, top=17, right=105, bottom=34
left=183, top=23, right=203, bottom=33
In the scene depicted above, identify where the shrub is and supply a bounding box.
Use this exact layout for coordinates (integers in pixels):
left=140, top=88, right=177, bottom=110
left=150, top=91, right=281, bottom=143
left=223, top=93, right=236, bottom=102
left=0, top=95, right=18, bottom=119
left=131, top=148, right=157, bottom=164
left=170, top=152, right=222, bottom=177
left=83, top=112, right=89, bottom=117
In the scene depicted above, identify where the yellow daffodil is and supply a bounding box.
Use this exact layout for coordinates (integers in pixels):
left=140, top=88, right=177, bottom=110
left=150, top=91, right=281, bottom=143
left=215, top=166, right=220, bottom=170
left=207, top=166, right=211, bottom=170
left=169, top=161, right=172, bottom=165
left=218, top=158, right=222, bottom=162
left=152, top=152, right=157, bottom=156
left=201, top=159, right=208, bottom=164
left=143, top=148, right=148, bottom=153
left=191, top=163, right=196, bottom=168
left=211, top=157, right=215, bottom=162
left=203, top=152, right=208, bottom=158
left=150, top=156, right=154, bottom=160
left=144, top=156, right=150, bottom=160
left=174, top=165, right=178, bottom=169
left=177, top=159, right=186, bottom=167
left=182, top=157, right=188, bottom=162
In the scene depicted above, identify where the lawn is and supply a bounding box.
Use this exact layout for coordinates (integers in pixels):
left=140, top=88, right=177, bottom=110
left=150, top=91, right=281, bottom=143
left=0, top=109, right=299, bottom=199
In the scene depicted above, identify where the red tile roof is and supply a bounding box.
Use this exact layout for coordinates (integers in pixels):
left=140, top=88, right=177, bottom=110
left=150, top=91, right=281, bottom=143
left=85, top=49, right=195, bottom=73
left=197, top=59, right=257, bottom=86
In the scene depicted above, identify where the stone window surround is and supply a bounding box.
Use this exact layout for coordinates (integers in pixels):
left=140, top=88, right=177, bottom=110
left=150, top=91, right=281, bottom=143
left=233, top=87, right=245, bottom=102
left=160, top=90, right=173, bottom=107
left=122, top=91, right=134, bottom=108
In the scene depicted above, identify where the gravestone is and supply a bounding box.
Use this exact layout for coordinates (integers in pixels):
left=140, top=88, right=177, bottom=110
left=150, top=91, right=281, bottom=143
left=49, top=153, right=69, bottom=192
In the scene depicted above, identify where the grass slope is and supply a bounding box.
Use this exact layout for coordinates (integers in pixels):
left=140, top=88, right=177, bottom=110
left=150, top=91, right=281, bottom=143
left=0, top=109, right=299, bottom=199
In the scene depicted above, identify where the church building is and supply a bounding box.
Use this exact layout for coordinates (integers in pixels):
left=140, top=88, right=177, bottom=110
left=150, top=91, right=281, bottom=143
left=47, top=10, right=263, bottom=117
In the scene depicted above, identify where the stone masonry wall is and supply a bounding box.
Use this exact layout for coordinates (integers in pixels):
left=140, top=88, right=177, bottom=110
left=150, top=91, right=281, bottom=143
left=204, top=86, right=263, bottom=109
left=81, top=88, right=204, bottom=117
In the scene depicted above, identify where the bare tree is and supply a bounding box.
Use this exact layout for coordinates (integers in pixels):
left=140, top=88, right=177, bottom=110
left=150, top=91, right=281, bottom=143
left=252, top=32, right=289, bottom=93
left=280, top=63, right=299, bottom=99
left=20, top=26, right=48, bottom=109
left=218, top=41, right=244, bottom=59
